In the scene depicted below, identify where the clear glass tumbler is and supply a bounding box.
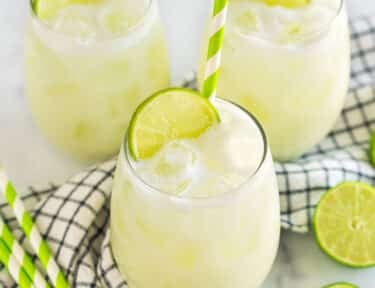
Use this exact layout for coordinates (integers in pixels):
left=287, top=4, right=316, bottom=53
left=111, top=99, right=280, bottom=288
left=25, top=0, right=170, bottom=162
left=199, top=0, right=350, bottom=161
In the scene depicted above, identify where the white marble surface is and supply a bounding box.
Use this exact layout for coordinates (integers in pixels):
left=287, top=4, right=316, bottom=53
left=0, top=0, right=375, bottom=287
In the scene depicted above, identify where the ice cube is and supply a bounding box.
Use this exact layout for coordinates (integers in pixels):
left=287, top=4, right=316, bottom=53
left=136, top=141, right=200, bottom=195
left=97, top=3, right=130, bottom=35
left=197, top=113, right=262, bottom=178
left=300, top=5, right=334, bottom=34
left=52, top=5, right=97, bottom=41
left=97, top=0, right=148, bottom=36
left=277, top=22, right=304, bottom=44
left=152, top=141, right=198, bottom=177
left=234, top=9, right=258, bottom=32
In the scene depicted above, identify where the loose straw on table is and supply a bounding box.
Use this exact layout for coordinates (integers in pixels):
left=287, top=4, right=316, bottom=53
left=0, top=219, right=50, bottom=288
left=201, top=0, right=229, bottom=100
left=0, top=169, right=69, bottom=288
left=0, top=237, right=33, bottom=288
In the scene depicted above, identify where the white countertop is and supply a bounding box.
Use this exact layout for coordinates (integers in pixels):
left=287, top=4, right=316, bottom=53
left=0, top=0, right=375, bottom=287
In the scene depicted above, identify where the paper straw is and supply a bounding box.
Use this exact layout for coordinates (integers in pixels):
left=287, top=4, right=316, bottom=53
left=0, top=237, right=33, bottom=288
left=0, top=219, right=50, bottom=288
left=201, top=0, right=229, bottom=100
left=0, top=169, right=69, bottom=288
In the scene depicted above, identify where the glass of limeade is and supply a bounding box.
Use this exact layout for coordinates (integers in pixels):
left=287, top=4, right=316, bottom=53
left=25, top=0, right=169, bottom=162
left=111, top=96, right=280, bottom=287
left=199, top=0, right=350, bottom=161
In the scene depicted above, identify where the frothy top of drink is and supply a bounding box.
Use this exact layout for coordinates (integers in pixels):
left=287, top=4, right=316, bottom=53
left=129, top=101, right=265, bottom=198
left=229, top=0, right=342, bottom=44
left=37, top=0, right=151, bottom=41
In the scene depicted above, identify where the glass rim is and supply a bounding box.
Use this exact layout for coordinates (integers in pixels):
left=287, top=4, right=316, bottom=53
left=230, top=0, right=345, bottom=43
left=28, top=0, right=155, bottom=43
left=122, top=98, right=269, bottom=203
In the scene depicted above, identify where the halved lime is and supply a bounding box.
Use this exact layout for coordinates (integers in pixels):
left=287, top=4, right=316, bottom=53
left=323, top=283, right=358, bottom=288
left=33, top=0, right=102, bottom=21
left=370, top=131, right=375, bottom=168
left=128, top=88, right=220, bottom=160
left=314, top=182, right=375, bottom=268
left=263, top=0, right=310, bottom=8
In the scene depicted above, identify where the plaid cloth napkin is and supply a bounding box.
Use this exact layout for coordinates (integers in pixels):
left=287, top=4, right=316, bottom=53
left=0, top=15, right=375, bottom=287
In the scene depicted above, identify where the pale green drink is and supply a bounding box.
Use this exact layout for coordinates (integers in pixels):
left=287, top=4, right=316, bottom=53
left=25, top=0, right=169, bottom=162
left=199, top=0, right=350, bottom=161
left=111, top=99, right=280, bottom=287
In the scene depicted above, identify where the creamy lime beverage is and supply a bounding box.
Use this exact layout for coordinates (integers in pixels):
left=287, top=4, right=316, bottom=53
left=25, top=0, right=169, bottom=162
left=199, top=0, right=350, bottom=161
left=111, top=89, right=280, bottom=288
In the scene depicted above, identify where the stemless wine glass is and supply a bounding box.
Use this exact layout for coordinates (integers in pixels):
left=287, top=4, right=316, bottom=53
left=25, top=0, right=170, bottom=162
left=199, top=0, right=350, bottom=161
left=111, top=99, right=280, bottom=288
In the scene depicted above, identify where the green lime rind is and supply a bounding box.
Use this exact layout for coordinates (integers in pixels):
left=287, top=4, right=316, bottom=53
left=31, top=0, right=65, bottom=20
left=313, top=181, right=375, bottom=268
left=370, top=131, right=375, bottom=168
left=128, top=88, right=220, bottom=160
left=31, top=0, right=37, bottom=13
left=322, top=282, right=359, bottom=288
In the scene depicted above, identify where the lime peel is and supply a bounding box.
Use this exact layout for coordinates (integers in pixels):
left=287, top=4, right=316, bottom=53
left=263, top=0, right=310, bottom=9
left=370, top=131, right=375, bottom=168
left=323, top=282, right=359, bottom=288
left=128, top=88, right=220, bottom=160
left=314, top=181, right=375, bottom=268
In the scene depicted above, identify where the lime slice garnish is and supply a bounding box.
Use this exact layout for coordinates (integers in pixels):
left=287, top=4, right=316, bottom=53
left=128, top=88, right=220, bottom=160
left=323, top=283, right=359, bottom=288
left=370, top=131, right=375, bottom=168
left=33, top=0, right=102, bottom=21
left=263, top=0, right=310, bottom=8
left=314, top=182, right=375, bottom=268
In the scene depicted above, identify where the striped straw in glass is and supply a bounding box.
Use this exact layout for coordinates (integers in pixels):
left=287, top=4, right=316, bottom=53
left=201, top=0, right=229, bottom=100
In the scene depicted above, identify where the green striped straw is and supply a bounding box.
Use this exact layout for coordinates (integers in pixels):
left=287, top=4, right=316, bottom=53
left=0, top=169, right=69, bottom=288
left=0, top=219, right=50, bottom=287
left=0, top=237, right=33, bottom=288
left=201, top=0, right=229, bottom=100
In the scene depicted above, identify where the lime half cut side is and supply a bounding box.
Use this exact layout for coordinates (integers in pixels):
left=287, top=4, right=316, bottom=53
left=314, top=182, right=375, bottom=268
left=128, top=88, right=220, bottom=160
left=323, top=283, right=359, bottom=288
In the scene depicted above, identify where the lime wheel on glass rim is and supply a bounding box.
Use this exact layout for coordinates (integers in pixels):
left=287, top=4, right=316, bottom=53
left=128, top=88, right=220, bottom=160
left=314, top=182, right=375, bottom=268
left=323, top=283, right=359, bottom=288
left=32, top=0, right=103, bottom=20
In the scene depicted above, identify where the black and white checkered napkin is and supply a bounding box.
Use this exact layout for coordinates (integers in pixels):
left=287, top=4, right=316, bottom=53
left=1, top=16, right=375, bottom=287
